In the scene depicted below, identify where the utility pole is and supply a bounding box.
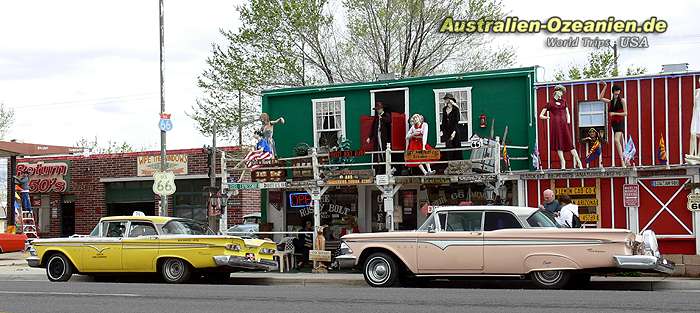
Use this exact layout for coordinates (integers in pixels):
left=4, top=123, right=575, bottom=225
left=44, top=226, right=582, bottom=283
left=158, top=0, right=168, bottom=216
left=209, top=120, right=218, bottom=232
left=612, top=42, right=618, bottom=76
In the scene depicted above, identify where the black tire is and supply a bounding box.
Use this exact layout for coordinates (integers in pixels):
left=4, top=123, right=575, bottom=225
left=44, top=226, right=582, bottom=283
left=530, top=270, right=572, bottom=289
left=160, top=258, right=192, bottom=284
left=46, top=253, right=73, bottom=282
left=363, top=252, right=399, bottom=287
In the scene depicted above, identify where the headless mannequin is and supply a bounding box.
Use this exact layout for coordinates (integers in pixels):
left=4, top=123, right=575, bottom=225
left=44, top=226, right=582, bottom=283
left=539, top=88, right=584, bottom=169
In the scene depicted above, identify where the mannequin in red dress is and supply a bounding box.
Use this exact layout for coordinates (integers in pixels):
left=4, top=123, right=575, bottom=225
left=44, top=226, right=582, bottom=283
left=539, top=85, right=583, bottom=169
left=405, top=114, right=436, bottom=175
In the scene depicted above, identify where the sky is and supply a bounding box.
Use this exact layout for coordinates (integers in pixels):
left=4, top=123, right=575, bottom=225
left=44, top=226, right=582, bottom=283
left=1, top=0, right=699, bottom=151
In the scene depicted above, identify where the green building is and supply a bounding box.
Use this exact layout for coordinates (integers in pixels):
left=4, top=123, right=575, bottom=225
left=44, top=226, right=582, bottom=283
left=259, top=67, right=538, bottom=238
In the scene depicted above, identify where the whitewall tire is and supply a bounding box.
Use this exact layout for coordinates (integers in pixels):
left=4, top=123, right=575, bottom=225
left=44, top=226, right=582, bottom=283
left=46, top=253, right=73, bottom=282
left=363, top=252, right=399, bottom=287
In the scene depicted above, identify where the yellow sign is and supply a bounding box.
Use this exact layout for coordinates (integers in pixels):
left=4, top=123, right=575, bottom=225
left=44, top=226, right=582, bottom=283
left=572, top=198, right=598, bottom=206
left=579, top=213, right=599, bottom=222
left=405, top=149, right=441, bottom=161
left=309, top=250, right=332, bottom=262
left=555, top=187, right=596, bottom=196
left=137, top=154, right=188, bottom=177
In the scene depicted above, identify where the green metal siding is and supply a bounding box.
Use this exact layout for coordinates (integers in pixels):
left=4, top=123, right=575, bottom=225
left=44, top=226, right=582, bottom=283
left=262, top=68, right=536, bottom=170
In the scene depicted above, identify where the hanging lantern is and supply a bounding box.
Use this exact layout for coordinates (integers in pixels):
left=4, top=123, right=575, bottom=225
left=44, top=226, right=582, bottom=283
left=480, top=114, right=487, bottom=128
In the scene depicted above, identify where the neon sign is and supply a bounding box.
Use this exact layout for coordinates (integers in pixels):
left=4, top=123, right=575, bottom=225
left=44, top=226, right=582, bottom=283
left=289, top=192, right=312, bottom=208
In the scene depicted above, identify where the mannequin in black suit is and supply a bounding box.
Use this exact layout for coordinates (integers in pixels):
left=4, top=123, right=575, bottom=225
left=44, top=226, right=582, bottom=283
left=440, top=93, right=462, bottom=161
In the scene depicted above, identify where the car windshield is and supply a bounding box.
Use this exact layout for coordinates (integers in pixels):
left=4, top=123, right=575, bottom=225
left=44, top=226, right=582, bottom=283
left=527, top=211, right=560, bottom=228
left=161, top=219, right=214, bottom=235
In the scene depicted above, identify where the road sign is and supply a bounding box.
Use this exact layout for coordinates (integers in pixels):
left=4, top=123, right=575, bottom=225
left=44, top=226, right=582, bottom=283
left=259, top=182, right=287, bottom=189
left=687, top=193, right=700, bottom=211
left=152, top=171, right=176, bottom=196
left=158, top=113, right=173, bottom=132
left=375, top=174, right=389, bottom=186
left=228, top=182, right=260, bottom=190
left=623, top=184, right=640, bottom=207
left=310, top=188, right=321, bottom=200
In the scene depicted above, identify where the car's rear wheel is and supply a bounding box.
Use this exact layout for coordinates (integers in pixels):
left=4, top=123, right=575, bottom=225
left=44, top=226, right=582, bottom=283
left=160, top=258, right=191, bottom=284
left=531, top=270, right=572, bottom=289
left=46, top=253, right=73, bottom=282
left=363, top=252, right=399, bottom=287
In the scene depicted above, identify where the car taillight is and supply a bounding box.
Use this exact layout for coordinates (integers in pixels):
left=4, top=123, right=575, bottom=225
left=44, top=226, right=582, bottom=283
left=259, top=248, right=275, bottom=255
left=225, top=243, right=242, bottom=251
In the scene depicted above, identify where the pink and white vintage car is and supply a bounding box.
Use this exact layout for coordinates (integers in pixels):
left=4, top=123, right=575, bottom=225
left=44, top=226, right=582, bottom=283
left=337, top=206, right=674, bottom=288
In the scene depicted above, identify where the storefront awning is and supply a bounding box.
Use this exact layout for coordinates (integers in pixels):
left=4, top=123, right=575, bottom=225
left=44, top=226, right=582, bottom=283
left=0, top=140, right=82, bottom=157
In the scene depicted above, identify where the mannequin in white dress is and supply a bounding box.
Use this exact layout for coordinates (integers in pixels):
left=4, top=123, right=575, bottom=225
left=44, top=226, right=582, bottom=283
left=687, top=77, right=700, bottom=164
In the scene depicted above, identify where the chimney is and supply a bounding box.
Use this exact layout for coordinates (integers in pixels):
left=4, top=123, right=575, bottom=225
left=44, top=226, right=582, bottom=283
left=661, top=63, right=689, bottom=73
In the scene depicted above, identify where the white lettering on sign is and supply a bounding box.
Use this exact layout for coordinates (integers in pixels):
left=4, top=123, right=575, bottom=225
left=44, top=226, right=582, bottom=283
left=651, top=180, right=680, bottom=187
left=623, top=184, right=640, bottom=207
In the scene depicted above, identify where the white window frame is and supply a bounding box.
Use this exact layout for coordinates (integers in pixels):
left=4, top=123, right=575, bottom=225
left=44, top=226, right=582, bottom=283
left=433, top=87, right=473, bottom=147
left=311, top=97, right=346, bottom=148
left=369, top=87, right=410, bottom=121
left=577, top=100, right=606, bottom=128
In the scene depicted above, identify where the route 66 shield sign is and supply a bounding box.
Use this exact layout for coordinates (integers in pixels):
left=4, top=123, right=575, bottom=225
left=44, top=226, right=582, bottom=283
left=159, top=118, right=173, bottom=132
left=153, top=171, right=176, bottom=196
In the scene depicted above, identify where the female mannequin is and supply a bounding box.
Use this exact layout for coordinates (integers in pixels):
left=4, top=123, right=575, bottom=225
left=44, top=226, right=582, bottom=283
left=406, top=114, right=435, bottom=175
left=257, top=113, right=285, bottom=157
left=539, top=85, right=584, bottom=169
left=598, top=82, right=628, bottom=167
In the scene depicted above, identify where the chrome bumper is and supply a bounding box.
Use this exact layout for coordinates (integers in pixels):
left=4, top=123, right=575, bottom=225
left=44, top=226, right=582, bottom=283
left=335, top=254, right=358, bottom=269
left=27, top=256, right=41, bottom=268
left=213, top=255, right=278, bottom=271
left=613, top=255, right=675, bottom=274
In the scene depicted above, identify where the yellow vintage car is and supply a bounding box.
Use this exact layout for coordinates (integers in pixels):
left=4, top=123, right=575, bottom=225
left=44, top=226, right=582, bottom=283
left=26, top=215, right=277, bottom=283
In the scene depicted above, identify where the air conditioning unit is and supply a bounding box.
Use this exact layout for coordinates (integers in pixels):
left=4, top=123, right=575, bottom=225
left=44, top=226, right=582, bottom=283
left=661, top=63, right=689, bottom=73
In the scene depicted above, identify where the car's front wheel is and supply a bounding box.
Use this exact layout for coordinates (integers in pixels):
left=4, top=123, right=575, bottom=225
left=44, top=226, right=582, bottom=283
left=531, top=270, right=572, bottom=289
left=160, top=258, right=192, bottom=284
left=46, top=253, right=73, bottom=282
left=363, top=252, right=399, bottom=287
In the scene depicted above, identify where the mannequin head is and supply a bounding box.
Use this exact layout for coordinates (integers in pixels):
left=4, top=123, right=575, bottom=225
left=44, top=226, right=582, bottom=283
left=612, top=85, right=622, bottom=98
left=587, top=128, right=599, bottom=140
left=410, top=114, right=424, bottom=126
left=553, top=85, right=566, bottom=100
left=373, top=101, right=385, bottom=115
left=442, top=93, right=456, bottom=107
left=259, top=113, right=270, bottom=124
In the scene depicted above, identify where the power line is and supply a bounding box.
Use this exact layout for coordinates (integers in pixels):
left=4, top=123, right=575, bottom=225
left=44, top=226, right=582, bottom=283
left=14, top=92, right=157, bottom=109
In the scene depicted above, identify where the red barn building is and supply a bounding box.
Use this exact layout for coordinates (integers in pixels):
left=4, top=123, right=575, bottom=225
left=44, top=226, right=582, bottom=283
left=524, top=69, right=700, bottom=255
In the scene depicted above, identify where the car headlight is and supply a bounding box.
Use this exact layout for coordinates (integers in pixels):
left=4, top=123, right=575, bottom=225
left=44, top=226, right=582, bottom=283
left=28, top=246, right=37, bottom=257
left=339, top=241, right=353, bottom=255
left=642, top=230, right=660, bottom=257
left=259, top=248, right=275, bottom=255
left=225, top=243, right=242, bottom=251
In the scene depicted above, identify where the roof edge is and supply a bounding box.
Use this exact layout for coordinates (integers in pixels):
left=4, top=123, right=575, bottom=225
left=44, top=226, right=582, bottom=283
left=535, top=69, right=700, bottom=86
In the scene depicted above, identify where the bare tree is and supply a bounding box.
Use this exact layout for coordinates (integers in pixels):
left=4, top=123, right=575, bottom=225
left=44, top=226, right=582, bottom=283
left=0, top=103, right=15, bottom=140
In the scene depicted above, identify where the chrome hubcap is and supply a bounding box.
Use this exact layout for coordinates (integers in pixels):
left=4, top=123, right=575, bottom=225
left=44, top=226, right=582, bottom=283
left=164, top=259, right=184, bottom=281
left=535, top=270, right=563, bottom=285
left=366, top=257, right=391, bottom=284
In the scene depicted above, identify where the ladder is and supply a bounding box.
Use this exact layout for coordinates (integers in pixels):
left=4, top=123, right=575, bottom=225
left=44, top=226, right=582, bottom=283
left=21, top=211, right=39, bottom=241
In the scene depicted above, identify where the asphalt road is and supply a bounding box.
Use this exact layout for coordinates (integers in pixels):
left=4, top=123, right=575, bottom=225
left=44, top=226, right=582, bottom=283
left=0, top=278, right=699, bottom=313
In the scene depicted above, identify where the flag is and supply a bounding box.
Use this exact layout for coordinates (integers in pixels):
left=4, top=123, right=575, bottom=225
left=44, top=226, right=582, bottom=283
left=244, top=149, right=273, bottom=169
left=657, top=133, right=668, bottom=165
left=502, top=145, right=510, bottom=169
left=585, top=139, right=602, bottom=164
left=623, top=136, right=636, bottom=164
left=531, top=143, right=541, bottom=170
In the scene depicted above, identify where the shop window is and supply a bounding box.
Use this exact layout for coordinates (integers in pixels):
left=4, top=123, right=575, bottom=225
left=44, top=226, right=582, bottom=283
left=312, top=97, right=346, bottom=148
left=484, top=212, right=522, bottom=231
left=433, top=87, right=472, bottom=145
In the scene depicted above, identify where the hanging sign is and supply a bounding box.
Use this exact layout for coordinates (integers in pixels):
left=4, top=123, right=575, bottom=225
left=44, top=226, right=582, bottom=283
left=405, top=149, right=441, bottom=161
left=375, top=174, right=389, bottom=186
left=572, top=198, right=598, bottom=206
left=152, top=171, right=176, bottom=196
left=329, top=149, right=365, bottom=159
left=259, top=182, right=287, bottom=189
left=555, top=187, right=596, bottom=196
left=159, top=113, right=173, bottom=132
left=324, top=169, right=374, bottom=185
left=579, top=213, right=599, bottom=222
left=252, top=169, right=286, bottom=182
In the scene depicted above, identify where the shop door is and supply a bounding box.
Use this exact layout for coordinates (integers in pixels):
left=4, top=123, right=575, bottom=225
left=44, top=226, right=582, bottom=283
left=638, top=177, right=695, bottom=254
left=61, top=203, right=75, bottom=237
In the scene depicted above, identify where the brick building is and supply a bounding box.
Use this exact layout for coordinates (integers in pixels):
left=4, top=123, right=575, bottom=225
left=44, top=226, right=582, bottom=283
left=10, top=146, right=259, bottom=238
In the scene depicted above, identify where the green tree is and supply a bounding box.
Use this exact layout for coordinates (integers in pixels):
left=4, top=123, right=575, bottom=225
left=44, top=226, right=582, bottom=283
left=343, top=0, right=514, bottom=79
left=75, top=137, right=137, bottom=154
left=0, top=103, right=15, bottom=140
left=554, top=48, right=646, bottom=81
